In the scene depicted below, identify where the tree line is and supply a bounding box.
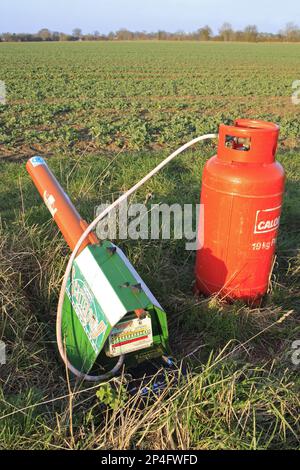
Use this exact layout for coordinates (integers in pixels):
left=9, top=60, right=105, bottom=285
left=1, top=23, right=300, bottom=43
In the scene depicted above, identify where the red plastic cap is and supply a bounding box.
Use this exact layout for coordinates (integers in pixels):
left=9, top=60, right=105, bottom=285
left=217, top=119, right=280, bottom=164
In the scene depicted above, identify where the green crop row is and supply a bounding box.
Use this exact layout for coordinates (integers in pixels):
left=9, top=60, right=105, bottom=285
left=0, top=41, right=299, bottom=157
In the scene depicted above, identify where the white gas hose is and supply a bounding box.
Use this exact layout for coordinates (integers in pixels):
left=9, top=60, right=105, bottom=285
left=57, top=133, right=217, bottom=381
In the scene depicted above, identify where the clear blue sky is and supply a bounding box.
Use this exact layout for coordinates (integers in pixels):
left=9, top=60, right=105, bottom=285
left=1, top=0, right=299, bottom=34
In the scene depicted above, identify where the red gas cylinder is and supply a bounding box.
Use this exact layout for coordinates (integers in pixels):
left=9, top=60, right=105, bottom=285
left=195, top=119, right=285, bottom=303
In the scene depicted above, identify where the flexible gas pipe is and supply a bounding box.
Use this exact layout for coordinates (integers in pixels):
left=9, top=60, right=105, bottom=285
left=57, top=133, right=217, bottom=381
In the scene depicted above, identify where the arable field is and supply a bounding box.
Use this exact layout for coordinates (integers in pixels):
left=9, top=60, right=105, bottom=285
left=1, top=41, right=300, bottom=158
left=0, top=42, right=300, bottom=450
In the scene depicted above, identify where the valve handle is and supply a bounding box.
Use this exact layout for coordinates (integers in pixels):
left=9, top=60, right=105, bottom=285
left=218, top=119, right=279, bottom=164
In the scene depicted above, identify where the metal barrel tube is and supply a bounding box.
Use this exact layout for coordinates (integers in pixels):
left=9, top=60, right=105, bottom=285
left=26, top=156, right=98, bottom=255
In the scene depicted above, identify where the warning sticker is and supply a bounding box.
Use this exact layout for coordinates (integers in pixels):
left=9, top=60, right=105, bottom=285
left=43, top=191, right=58, bottom=218
left=107, top=316, right=153, bottom=357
